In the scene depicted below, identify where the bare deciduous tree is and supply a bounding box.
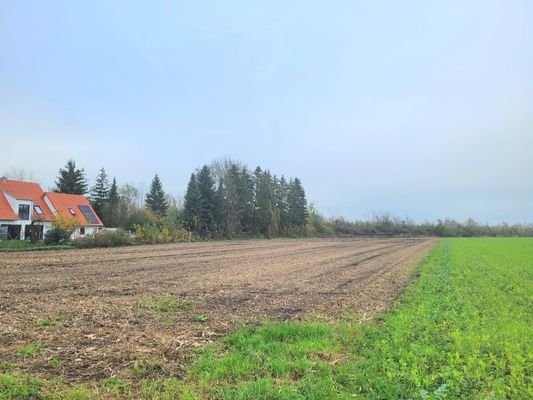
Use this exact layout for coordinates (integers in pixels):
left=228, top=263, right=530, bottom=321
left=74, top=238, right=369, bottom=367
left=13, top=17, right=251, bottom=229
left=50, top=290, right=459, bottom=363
left=2, top=167, right=35, bottom=181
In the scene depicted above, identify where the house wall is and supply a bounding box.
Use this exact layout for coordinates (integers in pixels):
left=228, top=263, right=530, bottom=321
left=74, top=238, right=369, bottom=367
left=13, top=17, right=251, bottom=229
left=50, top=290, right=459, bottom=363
left=71, top=226, right=100, bottom=239
left=0, top=220, right=52, bottom=240
left=0, top=193, right=53, bottom=240
left=1, top=195, right=33, bottom=240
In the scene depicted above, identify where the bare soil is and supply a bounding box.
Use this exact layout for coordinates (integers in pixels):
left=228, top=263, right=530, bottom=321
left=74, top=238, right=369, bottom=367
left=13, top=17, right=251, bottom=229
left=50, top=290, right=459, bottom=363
left=0, top=238, right=436, bottom=383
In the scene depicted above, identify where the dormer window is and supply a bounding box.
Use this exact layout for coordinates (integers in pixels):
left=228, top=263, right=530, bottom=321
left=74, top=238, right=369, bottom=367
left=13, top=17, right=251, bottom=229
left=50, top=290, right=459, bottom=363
left=18, top=204, right=30, bottom=220
left=34, top=205, right=44, bottom=216
left=68, top=208, right=77, bottom=216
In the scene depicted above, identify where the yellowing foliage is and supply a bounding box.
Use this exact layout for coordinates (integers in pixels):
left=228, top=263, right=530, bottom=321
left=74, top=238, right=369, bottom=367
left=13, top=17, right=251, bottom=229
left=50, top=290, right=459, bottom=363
left=52, top=211, right=79, bottom=235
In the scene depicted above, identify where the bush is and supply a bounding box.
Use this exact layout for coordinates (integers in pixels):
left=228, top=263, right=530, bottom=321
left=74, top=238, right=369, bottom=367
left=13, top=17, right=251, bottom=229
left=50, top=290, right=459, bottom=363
left=73, top=229, right=133, bottom=248
left=44, top=229, right=69, bottom=245
left=134, top=223, right=192, bottom=244
left=52, top=212, right=79, bottom=237
left=125, top=209, right=158, bottom=229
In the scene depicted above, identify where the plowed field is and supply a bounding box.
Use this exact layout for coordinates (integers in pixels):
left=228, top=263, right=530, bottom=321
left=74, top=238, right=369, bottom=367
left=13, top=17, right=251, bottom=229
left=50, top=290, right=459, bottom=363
left=0, top=238, right=435, bottom=382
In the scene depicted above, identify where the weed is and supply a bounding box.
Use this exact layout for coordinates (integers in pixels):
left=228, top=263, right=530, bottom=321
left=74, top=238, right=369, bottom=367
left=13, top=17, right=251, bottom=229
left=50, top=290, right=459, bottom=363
left=194, top=314, right=208, bottom=323
left=48, top=358, right=61, bottom=368
left=16, top=343, right=46, bottom=359
left=136, top=295, right=191, bottom=313
left=131, top=358, right=165, bottom=379
left=36, top=319, right=57, bottom=328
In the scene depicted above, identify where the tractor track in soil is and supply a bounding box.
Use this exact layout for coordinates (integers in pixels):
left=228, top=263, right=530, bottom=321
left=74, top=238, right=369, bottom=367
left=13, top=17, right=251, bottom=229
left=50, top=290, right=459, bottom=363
left=0, top=237, right=436, bottom=382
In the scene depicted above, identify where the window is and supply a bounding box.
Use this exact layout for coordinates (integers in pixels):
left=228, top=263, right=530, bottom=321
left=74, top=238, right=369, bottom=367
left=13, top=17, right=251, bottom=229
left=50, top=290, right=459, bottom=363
left=68, top=208, right=77, bottom=215
left=34, top=205, right=44, bottom=216
left=80, top=227, right=86, bottom=235
left=18, top=204, right=30, bottom=220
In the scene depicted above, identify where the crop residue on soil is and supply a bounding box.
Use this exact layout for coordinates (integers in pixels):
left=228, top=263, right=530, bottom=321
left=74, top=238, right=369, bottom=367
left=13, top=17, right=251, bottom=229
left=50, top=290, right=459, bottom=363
left=0, top=238, right=436, bottom=382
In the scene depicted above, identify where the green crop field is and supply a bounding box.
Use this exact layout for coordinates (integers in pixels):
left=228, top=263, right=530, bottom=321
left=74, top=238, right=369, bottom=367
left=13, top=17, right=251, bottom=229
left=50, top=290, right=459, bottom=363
left=1, top=238, right=531, bottom=399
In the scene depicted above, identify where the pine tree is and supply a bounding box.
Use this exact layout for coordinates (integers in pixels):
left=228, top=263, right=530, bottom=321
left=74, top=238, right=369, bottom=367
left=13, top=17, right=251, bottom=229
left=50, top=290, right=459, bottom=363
left=222, top=164, right=242, bottom=236
left=287, top=177, right=308, bottom=230
left=145, top=174, right=168, bottom=217
left=254, top=170, right=276, bottom=237
left=277, top=175, right=290, bottom=234
left=196, top=165, right=216, bottom=237
left=90, top=168, right=109, bottom=218
left=103, top=178, right=119, bottom=227
left=55, top=159, right=88, bottom=194
left=183, top=173, right=201, bottom=233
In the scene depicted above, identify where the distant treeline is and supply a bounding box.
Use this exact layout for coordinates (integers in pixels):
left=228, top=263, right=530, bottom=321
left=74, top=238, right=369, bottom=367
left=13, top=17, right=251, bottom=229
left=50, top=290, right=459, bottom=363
left=324, top=214, right=533, bottom=238
left=8, top=159, right=531, bottom=239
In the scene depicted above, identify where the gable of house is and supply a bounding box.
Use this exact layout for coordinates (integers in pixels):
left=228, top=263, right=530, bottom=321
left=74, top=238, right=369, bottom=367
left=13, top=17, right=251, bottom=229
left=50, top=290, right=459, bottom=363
left=43, top=192, right=104, bottom=227
left=0, top=179, right=54, bottom=221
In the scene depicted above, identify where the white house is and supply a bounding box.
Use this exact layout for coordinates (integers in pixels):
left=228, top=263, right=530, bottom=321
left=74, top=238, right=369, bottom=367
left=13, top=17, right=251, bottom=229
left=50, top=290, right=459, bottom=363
left=0, top=177, right=103, bottom=240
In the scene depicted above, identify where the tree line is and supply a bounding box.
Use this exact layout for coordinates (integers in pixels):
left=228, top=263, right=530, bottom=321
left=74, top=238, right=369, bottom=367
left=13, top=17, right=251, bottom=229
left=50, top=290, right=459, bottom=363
left=39, top=159, right=533, bottom=239
left=329, top=214, right=533, bottom=238
left=52, top=158, right=309, bottom=239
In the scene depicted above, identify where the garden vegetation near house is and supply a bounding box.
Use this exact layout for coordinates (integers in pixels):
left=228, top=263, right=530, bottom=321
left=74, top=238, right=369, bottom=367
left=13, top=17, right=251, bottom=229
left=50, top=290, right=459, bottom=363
left=0, top=238, right=530, bottom=399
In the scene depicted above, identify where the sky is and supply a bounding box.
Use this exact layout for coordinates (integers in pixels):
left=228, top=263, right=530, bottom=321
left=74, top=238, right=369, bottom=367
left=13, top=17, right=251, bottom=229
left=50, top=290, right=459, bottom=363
left=1, top=1, right=532, bottom=224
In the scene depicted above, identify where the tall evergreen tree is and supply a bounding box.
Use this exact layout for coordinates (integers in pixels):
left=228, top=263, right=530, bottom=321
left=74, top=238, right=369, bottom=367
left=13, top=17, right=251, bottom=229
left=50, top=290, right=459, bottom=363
left=103, top=178, right=119, bottom=227
left=90, top=168, right=109, bottom=218
left=145, top=174, right=168, bottom=217
left=183, top=173, right=201, bottom=233
left=287, top=177, right=308, bottom=230
left=237, top=167, right=255, bottom=233
left=54, top=159, right=88, bottom=194
left=196, top=165, right=216, bottom=237
left=278, top=175, right=290, bottom=232
left=222, top=164, right=242, bottom=236
left=254, top=170, right=276, bottom=237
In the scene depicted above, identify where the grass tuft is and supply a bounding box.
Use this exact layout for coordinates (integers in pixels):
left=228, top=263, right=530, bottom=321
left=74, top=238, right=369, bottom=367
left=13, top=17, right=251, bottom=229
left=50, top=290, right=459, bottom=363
left=16, top=343, right=47, bottom=359
left=136, top=295, right=191, bottom=314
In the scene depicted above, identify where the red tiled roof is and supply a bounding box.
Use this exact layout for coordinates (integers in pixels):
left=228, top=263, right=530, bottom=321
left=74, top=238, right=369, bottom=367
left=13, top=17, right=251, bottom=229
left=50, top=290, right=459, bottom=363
left=0, top=179, right=54, bottom=221
left=0, top=191, right=17, bottom=220
left=44, top=192, right=103, bottom=227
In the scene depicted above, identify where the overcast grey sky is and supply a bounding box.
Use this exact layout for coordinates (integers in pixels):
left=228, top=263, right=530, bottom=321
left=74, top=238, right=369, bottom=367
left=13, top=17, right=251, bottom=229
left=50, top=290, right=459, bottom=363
left=1, top=1, right=532, bottom=224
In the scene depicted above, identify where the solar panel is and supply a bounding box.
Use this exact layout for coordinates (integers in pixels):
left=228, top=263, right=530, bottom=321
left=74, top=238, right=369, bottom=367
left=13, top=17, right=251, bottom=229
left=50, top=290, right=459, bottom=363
left=78, top=205, right=99, bottom=224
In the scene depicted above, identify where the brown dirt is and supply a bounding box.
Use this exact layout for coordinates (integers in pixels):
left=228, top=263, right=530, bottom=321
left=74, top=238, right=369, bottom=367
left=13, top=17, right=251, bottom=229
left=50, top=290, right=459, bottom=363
left=0, top=238, right=436, bottom=383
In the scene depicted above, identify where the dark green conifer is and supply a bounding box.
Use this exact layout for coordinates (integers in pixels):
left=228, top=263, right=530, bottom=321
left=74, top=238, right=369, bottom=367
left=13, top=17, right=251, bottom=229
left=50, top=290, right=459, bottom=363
left=145, top=174, right=168, bottom=217
left=287, top=177, right=308, bottom=229
left=90, top=168, right=109, bottom=218
left=196, top=165, right=216, bottom=237
left=183, top=173, right=201, bottom=233
left=104, top=177, right=119, bottom=227
left=54, top=159, right=88, bottom=194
